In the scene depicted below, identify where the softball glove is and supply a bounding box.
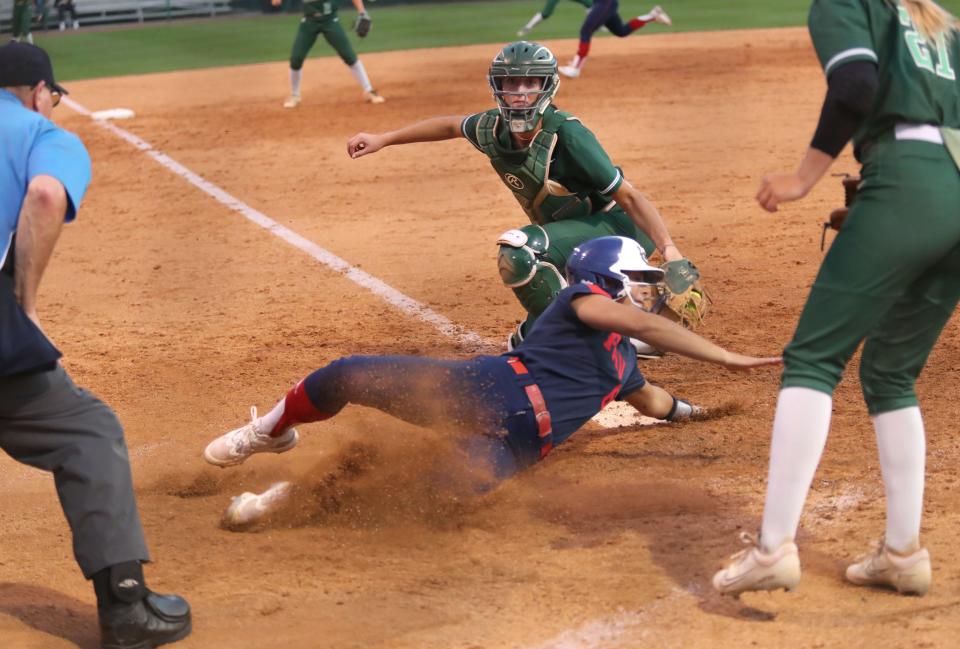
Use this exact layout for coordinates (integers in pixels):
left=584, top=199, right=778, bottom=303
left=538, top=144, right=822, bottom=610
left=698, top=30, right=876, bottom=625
left=354, top=11, right=372, bottom=37
left=659, top=258, right=711, bottom=329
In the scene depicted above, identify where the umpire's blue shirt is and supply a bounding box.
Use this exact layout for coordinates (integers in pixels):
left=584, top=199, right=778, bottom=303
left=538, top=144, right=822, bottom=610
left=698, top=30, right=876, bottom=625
left=0, top=88, right=91, bottom=376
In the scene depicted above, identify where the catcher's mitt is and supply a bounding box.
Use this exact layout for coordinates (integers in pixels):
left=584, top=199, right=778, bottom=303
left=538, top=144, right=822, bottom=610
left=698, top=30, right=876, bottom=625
left=354, top=11, right=372, bottom=37
left=821, top=174, right=861, bottom=249
left=659, top=258, right=711, bottom=329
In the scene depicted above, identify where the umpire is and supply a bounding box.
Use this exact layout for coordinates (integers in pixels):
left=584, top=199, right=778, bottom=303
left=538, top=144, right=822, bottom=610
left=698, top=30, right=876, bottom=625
left=0, top=42, right=191, bottom=649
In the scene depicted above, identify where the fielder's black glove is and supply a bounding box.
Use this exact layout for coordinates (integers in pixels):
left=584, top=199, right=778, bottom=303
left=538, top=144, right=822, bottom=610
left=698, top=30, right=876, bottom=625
left=354, top=11, right=372, bottom=37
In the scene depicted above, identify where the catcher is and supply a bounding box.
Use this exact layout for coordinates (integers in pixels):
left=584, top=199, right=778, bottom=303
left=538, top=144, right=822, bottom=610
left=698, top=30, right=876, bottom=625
left=274, top=0, right=383, bottom=108
left=347, top=40, right=707, bottom=358
left=202, top=236, right=779, bottom=526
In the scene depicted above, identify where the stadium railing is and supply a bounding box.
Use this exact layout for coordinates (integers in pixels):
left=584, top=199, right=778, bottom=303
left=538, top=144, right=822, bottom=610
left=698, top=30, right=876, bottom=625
left=1, top=0, right=236, bottom=31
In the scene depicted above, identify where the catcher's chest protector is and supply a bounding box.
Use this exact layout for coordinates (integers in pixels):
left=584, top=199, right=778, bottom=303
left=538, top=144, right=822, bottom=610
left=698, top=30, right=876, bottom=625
left=477, top=109, right=594, bottom=226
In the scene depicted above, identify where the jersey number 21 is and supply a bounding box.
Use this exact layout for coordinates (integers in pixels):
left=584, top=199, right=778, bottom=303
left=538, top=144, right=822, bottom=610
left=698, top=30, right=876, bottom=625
left=899, top=5, right=956, bottom=80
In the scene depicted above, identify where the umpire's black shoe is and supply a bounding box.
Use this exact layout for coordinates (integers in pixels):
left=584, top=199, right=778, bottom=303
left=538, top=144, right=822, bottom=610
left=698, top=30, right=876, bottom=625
left=99, top=591, right=192, bottom=649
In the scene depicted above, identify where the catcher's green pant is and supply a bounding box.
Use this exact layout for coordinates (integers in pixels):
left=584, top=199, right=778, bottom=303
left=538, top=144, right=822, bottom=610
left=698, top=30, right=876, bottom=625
left=519, top=206, right=655, bottom=333
left=12, top=0, right=33, bottom=38
left=782, top=137, right=960, bottom=414
left=290, top=14, right=357, bottom=70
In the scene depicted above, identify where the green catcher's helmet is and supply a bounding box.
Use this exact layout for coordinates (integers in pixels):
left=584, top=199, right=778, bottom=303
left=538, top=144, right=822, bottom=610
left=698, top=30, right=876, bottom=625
left=488, top=41, right=560, bottom=133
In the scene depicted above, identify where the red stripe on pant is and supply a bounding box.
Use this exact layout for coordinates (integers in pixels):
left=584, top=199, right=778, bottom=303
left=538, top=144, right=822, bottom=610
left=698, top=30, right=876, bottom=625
left=270, top=379, right=333, bottom=437
left=506, top=357, right=554, bottom=459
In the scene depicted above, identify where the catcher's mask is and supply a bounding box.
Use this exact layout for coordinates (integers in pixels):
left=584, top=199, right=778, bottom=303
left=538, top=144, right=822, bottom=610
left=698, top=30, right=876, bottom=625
left=566, top=236, right=666, bottom=311
left=488, top=40, right=560, bottom=133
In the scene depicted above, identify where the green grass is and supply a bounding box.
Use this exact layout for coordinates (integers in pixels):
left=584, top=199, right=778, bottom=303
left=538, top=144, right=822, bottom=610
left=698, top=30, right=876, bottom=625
left=29, top=0, right=960, bottom=81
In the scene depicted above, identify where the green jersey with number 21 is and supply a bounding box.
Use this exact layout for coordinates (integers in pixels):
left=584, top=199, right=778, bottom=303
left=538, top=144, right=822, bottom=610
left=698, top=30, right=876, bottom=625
left=809, top=0, right=960, bottom=148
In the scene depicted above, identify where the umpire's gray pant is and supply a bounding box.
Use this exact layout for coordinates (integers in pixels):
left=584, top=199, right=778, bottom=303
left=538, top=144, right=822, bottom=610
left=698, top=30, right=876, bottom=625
left=0, top=365, right=149, bottom=578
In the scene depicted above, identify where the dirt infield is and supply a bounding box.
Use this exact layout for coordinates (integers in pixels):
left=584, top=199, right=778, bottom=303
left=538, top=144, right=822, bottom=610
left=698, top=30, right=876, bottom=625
left=2, top=27, right=959, bottom=649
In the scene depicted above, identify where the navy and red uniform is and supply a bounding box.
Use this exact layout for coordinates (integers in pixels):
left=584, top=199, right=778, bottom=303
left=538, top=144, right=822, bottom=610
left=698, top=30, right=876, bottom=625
left=293, top=283, right=643, bottom=480
left=581, top=0, right=645, bottom=40
left=507, top=282, right=644, bottom=445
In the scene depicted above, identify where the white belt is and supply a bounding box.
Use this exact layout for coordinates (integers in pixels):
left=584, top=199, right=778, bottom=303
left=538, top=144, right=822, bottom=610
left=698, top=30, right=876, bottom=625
left=894, top=123, right=943, bottom=144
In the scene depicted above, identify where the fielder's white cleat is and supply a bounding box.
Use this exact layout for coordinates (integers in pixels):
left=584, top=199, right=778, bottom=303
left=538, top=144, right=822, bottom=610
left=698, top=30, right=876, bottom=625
left=845, top=539, right=931, bottom=595
left=222, top=481, right=293, bottom=529
left=203, top=406, right=299, bottom=467
left=558, top=65, right=581, bottom=79
left=713, top=532, right=801, bottom=596
left=517, top=27, right=530, bottom=37
left=630, top=338, right=664, bottom=360
left=283, top=94, right=301, bottom=108
left=364, top=89, right=386, bottom=104
left=651, top=5, right=672, bottom=26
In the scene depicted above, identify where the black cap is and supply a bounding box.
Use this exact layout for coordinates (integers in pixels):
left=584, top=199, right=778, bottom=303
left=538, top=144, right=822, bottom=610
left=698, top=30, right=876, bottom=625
left=0, top=42, right=68, bottom=95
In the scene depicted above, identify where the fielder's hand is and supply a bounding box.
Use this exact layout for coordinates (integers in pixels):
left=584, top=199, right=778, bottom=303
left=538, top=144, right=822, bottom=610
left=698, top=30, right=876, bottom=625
left=347, top=133, right=386, bottom=158
left=270, top=0, right=281, bottom=6
left=354, top=11, right=372, bottom=37
left=756, top=173, right=811, bottom=212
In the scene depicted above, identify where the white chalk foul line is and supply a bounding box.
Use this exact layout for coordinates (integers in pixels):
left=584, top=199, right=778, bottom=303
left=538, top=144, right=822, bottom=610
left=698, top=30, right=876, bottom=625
left=62, top=96, right=491, bottom=350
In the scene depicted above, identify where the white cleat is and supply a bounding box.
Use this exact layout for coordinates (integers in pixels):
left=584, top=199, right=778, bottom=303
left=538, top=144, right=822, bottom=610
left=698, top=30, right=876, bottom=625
left=713, top=532, right=801, bottom=596
left=283, top=94, right=301, bottom=108
left=517, top=28, right=529, bottom=37
left=651, top=5, right=672, bottom=26
left=846, top=539, right=931, bottom=596
left=364, top=89, right=386, bottom=104
left=203, top=406, right=299, bottom=467
left=558, top=65, right=581, bottom=79
left=222, top=481, right=293, bottom=529
left=630, top=338, right=664, bottom=360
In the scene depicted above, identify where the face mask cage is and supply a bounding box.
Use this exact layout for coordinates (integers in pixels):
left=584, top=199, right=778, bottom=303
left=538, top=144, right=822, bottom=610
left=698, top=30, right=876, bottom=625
left=489, top=73, right=558, bottom=133
left=620, top=270, right=667, bottom=313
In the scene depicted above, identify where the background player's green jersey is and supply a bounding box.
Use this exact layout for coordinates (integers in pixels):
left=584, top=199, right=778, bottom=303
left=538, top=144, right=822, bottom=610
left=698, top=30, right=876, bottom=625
left=301, top=0, right=340, bottom=19
left=809, top=0, right=960, bottom=150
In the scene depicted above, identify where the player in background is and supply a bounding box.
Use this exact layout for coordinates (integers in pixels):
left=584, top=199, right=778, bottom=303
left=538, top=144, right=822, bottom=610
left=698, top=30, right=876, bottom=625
left=559, top=2, right=671, bottom=78
left=12, top=0, right=34, bottom=43
left=201, top=236, right=779, bottom=526
left=347, top=41, right=703, bottom=357
left=713, top=0, right=960, bottom=598
left=518, top=0, right=593, bottom=37
left=274, top=0, right=384, bottom=108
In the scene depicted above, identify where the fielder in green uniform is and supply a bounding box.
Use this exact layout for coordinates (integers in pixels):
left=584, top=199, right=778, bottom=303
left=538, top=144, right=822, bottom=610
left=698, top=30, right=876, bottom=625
left=518, top=0, right=593, bottom=37
left=273, top=0, right=384, bottom=108
left=714, top=0, right=960, bottom=597
left=12, top=0, right=34, bottom=43
left=347, top=41, right=693, bottom=353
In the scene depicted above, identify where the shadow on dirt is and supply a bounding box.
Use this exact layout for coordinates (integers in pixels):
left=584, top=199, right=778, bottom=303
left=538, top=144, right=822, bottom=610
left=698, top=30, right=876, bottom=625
left=0, top=582, right=98, bottom=648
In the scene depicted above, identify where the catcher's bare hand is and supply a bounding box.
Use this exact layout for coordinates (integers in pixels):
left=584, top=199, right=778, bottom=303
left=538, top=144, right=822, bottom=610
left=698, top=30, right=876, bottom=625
left=756, top=173, right=811, bottom=212
left=721, top=352, right=782, bottom=372
left=347, top=133, right=385, bottom=158
left=661, top=243, right=683, bottom=262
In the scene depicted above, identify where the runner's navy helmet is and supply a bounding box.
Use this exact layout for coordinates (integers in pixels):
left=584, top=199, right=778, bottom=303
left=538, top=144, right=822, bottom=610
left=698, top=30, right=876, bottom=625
left=566, top=236, right=665, bottom=309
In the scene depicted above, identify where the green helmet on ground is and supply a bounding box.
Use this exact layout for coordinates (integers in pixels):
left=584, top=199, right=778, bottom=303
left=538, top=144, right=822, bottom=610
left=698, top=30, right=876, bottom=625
left=488, top=41, right=560, bottom=134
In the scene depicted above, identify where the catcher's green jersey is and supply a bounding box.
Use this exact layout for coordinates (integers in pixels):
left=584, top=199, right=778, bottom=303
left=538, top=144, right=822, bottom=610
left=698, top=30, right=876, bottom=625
left=541, top=0, right=592, bottom=19
left=809, top=0, right=960, bottom=149
left=461, top=105, right=624, bottom=225
left=301, top=0, right=339, bottom=19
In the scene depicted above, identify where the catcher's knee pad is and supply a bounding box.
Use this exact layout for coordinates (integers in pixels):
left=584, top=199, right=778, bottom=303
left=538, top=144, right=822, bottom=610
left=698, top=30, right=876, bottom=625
left=497, top=225, right=567, bottom=318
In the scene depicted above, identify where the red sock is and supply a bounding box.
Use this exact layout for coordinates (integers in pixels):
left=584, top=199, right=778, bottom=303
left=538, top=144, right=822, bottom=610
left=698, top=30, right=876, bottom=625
left=577, top=41, right=590, bottom=58
left=628, top=17, right=650, bottom=30
left=270, top=380, right=333, bottom=437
